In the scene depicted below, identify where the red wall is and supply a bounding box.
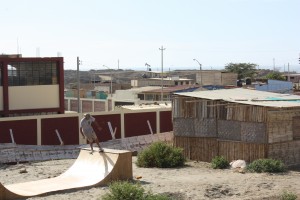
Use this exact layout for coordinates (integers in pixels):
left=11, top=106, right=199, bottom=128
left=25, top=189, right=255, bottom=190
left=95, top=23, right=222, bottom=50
left=70, top=100, right=78, bottom=112
left=92, top=114, right=121, bottom=142
left=124, top=112, right=156, bottom=137
left=41, top=117, right=79, bottom=145
left=160, top=111, right=173, bottom=133
left=94, top=101, right=106, bottom=112
left=0, top=110, right=172, bottom=145
left=82, top=100, right=93, bottom=113
left=0, top=120, right=37, bottom=144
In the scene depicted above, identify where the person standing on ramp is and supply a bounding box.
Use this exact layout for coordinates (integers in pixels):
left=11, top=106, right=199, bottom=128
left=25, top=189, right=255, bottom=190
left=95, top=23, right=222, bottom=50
left=80, top=113, right=104, bottom=152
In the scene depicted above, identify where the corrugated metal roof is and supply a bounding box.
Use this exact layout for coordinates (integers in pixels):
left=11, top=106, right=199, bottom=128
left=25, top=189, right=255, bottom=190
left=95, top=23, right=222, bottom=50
left=174, top=88, right=300, bottom=108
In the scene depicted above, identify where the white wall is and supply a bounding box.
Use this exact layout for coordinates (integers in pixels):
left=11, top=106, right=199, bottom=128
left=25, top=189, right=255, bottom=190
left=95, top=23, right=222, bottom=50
left=115, top=90, right=138, bottom=100
left=9, top=85, right=60, bottom=110
left=94, top=85, right=109, bottom=93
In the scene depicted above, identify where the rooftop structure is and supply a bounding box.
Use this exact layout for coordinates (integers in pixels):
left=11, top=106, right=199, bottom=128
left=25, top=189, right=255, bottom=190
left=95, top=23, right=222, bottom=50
left=0, top=55, right=64, bottom=117
left=175, top=88, right=300, bottom=108
left=173, top=88, right=300, bottom=166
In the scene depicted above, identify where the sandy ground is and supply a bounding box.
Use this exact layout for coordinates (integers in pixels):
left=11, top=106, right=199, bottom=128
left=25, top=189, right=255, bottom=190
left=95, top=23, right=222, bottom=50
left=0, top=157, right=299, bottom=200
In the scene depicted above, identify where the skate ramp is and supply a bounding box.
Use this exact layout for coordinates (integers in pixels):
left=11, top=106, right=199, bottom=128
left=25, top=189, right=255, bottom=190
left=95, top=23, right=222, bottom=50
left=0, top=148, right=132, bottom=200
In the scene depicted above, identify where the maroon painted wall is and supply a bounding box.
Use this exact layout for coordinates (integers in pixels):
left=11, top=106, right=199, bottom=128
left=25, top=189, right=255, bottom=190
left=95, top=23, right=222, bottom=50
left=92, top=114, right=121, bottom=142
left=82, top=100, right=93, bottom=113
left=160, top=111, right=173, bottom=133
left=124, top=112, right=156, bottom=137
left=41, top=117, right=79, bottom=145
left=0, top=119, right=37, bottom=144
left=94, top=101, right=106, bottom=112
left=70, top=100, right=78, bottom=112
left=0, top=110, right=172, bottom=145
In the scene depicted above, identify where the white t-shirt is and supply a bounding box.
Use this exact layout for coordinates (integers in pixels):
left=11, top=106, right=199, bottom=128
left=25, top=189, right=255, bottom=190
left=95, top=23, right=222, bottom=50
left=80, top=116, right=95, bottom=134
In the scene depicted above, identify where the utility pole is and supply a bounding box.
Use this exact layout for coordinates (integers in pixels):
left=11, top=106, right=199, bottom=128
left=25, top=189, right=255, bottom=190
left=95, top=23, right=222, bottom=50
left=288, top=62, right=290, bottom=82
left=193, top=59, right=203, bottom=87
left=159, top=46, right=166, bottom=101
left=77, top=56, right=81, bottom=113
left=117, top=59, right=119, bottom=84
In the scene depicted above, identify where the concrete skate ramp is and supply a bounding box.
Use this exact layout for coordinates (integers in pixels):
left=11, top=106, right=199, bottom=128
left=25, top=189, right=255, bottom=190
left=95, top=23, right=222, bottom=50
left=0, top=148, right=132, bottom=200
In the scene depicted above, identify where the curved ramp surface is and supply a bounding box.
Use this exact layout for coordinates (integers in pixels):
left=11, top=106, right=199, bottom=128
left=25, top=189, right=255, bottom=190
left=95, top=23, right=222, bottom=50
left=0, top=148, right=132, bottom=200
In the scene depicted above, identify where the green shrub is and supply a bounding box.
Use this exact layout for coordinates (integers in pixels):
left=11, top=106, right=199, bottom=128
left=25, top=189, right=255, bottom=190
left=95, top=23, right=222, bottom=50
left=136, top=142, right=185, bottom=168
left=247, top=158, right=286, bottom=173
left=211, top=156, right=229, bottom=169
left=101, top=181, right=170, bottom=200
left=280, top=190, right=297, bottom=200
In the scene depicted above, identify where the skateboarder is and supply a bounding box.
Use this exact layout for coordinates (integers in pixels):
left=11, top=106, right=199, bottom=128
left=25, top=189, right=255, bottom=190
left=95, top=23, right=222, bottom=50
left=80, top=113, right=104, bottom=152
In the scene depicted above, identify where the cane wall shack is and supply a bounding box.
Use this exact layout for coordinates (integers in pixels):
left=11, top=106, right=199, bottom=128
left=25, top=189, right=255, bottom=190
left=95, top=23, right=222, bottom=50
left=172, top=88, right=300, bottom=166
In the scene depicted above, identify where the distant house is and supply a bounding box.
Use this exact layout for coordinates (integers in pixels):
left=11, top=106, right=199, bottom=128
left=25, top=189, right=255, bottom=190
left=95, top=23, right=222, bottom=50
left=255, top=79, right=293, bottom=94
left=284, top=73, right=300, bottom=90
left=138, top=85, right=200, bottom=101
left=113, top=85, right=199, bottom=104
left=131, top=77, right=194, bottom=88
left=196, top=70, right=237, bottom=86
left=172, top=88, right=300, bottom=166
left=284, top=73, right=300, bottom=83
left=0, top=55, right=64, bottom=117
left=131, top=70, right=194, bottom=88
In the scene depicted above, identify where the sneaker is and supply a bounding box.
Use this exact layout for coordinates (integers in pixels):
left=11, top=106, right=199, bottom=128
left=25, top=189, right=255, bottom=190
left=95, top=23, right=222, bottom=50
left=99, top=148, right=104, bottom=152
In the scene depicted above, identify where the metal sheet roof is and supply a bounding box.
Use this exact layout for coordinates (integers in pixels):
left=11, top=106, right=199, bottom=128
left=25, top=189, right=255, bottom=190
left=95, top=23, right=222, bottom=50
left=174, top=88, right=300, bottom=108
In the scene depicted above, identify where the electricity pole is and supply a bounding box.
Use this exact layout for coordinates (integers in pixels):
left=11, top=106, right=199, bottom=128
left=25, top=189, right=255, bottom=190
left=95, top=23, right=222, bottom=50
left=159, top=46, right=166, bottom=101
left=77, top=56, right=81, bottom=113
left=193, top=59, right=203, bottom=87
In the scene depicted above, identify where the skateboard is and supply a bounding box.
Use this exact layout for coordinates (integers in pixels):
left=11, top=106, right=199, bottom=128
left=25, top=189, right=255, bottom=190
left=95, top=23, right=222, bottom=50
left=81, top=147, right=105, bottom=154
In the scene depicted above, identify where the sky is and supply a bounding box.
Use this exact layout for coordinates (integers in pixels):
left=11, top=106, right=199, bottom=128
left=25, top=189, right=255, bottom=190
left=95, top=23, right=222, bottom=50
left=1, top=0, right=300, bottom=72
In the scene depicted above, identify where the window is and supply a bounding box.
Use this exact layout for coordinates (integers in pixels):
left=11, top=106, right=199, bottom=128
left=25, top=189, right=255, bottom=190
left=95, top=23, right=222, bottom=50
left=8, top=61, right=58, bottom=86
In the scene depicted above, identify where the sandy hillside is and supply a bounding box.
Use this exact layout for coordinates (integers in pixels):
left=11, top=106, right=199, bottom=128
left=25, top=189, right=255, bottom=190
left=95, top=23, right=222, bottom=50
left=0, top=157, right=299, bottom=200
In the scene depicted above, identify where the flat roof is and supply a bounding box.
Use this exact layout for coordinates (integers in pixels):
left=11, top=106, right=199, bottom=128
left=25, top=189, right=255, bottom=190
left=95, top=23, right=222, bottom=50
left=126, top=86, right=161, bottom=92
left=174, top=88, right=300, bottom=108
left=149, top=77, right=193, bottom=81
left=142, top=85, right=199, bottom=93
left=120, top=103, right=172, bottom=110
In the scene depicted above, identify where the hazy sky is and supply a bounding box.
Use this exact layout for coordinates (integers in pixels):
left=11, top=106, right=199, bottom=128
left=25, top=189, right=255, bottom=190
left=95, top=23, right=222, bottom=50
left=1, top=0, right=300, bottom=72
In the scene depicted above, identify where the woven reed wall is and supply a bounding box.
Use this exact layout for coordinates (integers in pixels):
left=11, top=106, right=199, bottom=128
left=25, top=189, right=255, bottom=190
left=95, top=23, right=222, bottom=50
left=173, top=96, right=300, bottom=165
left=268, top=140, right=300, bottom=166
left=172, top=97, right=268, bottom=122
left=174, top=136, right=268, bottom=163
left=218, top=140, right=268, bottom=163
left=174, top=136, right=218, bottom=162
left=173, top=118, right=217, bottom=137
left=174, top=118, right=266, bottom=143
left=267, top=110, right=300, bottom=143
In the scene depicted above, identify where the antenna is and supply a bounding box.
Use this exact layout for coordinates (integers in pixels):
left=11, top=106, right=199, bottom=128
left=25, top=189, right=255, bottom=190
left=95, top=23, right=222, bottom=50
left=17, top=38, right=19, bottom=54
left=36, top=47, right=40, bottom=57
